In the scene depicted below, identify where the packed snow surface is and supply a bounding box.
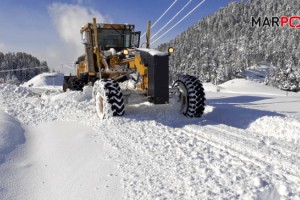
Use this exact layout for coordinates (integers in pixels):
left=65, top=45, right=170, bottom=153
left=0, top=76, right=300, bottom=200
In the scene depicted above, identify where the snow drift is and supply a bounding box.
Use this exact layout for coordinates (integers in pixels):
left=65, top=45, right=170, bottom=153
left=0, top=110, right=25, bottom=164
left=22, top=72, right=64, bottom=88
left=248, top=116, right=300, bottom=144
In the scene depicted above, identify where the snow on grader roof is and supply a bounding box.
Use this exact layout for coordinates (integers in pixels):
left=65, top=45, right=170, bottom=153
left=137, top=48, right=169, bottom=56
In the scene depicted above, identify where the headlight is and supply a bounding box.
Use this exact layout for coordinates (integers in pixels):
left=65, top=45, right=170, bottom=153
left=123, top=49, right=129, bottom=55
left=168, top=47, right=174, bottom=53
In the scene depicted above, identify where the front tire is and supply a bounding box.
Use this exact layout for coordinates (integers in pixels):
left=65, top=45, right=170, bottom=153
left=93, top=79, right=125, bottom=119
left=173, top=75, right=205, bottom=117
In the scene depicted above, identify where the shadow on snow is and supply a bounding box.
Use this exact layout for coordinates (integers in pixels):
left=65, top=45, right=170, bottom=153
left=123, top=95, right=285, bottom=129
left=203, top=96, right=284, bottom=129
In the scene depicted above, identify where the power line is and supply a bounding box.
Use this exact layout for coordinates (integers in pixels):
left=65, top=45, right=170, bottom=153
left=0, top=66, right=48, bottom=73
left=151, top=0, right=193, bottom=40
left=151, top=0, right=178, bottom=29
left=141, top=0, right=178, bottom=38
left=151, top=0, right=207, bottom=45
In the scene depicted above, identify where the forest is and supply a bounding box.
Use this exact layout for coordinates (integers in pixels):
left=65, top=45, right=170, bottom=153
left=158, top=0, right=300, bottom=91
left=0, top=52, right=49, bottom=84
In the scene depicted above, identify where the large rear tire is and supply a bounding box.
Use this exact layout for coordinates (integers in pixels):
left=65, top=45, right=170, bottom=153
left=93, top=79, right=125, bottom=119
left=173, top=75, right=205, bottom=117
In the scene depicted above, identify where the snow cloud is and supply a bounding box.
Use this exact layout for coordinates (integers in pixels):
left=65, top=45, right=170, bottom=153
left=48, top=3, right=109, bottom=68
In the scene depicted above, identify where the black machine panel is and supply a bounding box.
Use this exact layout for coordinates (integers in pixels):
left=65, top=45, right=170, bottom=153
left=137, top=49, right=169, bottom=104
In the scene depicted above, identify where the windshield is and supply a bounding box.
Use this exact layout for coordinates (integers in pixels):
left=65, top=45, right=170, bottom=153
left=97, top=29, right=132, bottom=50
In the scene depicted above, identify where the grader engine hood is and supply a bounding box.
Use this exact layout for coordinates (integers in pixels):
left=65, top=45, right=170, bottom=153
left=136, top=48, right=170, bottom=104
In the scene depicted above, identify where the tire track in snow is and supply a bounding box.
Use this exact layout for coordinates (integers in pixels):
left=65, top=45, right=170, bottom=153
left=200, top=125, right=300, bottom=167
left=96, top=121, right=191, bottom=199
left=234, top=126, right=298, bottom=160
left=185, top=125, right=300, bottom=177
left=93, top=118, right=300, bottom=199
left=183, top=125, right=300, bottom=183
left=207, top=124, right=300, bottom=162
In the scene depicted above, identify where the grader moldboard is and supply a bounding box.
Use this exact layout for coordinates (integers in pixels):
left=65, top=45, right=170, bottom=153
left=63, top=18, right=205, bottom=119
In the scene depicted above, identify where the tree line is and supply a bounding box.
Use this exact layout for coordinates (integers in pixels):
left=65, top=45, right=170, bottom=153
left=158, top=0, right=300, bottom=91
left=0, top=52, right=49, bottom=84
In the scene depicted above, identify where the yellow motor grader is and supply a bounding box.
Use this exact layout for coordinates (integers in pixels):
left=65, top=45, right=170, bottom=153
left=63, top=18, right=205, bottom=118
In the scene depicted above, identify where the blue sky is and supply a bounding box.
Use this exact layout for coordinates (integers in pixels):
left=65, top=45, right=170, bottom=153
left=0, top=0, right=237, bottom=69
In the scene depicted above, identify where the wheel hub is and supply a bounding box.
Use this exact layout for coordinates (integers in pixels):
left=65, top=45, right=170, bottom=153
left=98, top=96, right=104, bottom=114
left=177, top=82, right=188, bottom=114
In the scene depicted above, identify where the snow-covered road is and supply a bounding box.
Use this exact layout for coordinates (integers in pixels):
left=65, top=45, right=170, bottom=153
left=0, top=79, right=300, bottom=199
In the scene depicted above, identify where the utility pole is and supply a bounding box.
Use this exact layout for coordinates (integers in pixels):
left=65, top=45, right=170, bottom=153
left=146, top=20, right=151, bottom=49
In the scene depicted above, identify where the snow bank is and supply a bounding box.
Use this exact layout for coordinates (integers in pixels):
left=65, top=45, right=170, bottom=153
left=22, top=72, right=64, bottom=88
left=203, top=82, right=224, bottom=92
left=248, top=116, right=300, bottom=144
left=0, top=121, right=122, bottom=200
left=216, top=79, right=299, bottom=96
left=44, top=85, right=93, bottom=102
left=242, top=65, right=275, bottom=82
left=0, top=110, right=25, bottom=163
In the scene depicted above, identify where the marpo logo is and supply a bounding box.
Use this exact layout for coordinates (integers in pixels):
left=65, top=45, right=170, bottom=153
left=252, top=16, right=300, bottom=28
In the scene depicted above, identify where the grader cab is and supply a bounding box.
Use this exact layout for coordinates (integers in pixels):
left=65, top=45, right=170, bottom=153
left=63, top=18, right=205, bottom=119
